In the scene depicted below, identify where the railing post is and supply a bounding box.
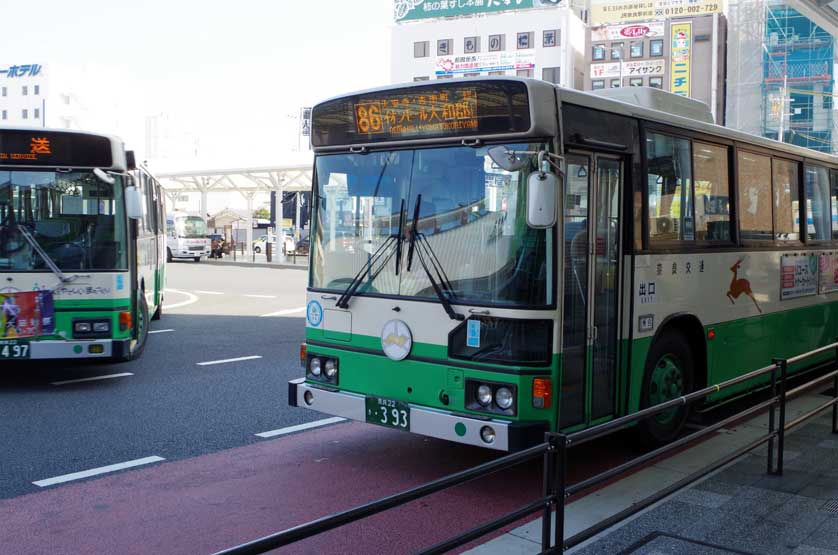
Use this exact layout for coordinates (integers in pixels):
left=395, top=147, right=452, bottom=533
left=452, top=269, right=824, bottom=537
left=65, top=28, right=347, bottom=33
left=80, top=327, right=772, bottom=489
left=833, top=339, right=838, bottom=435
left=553, top=434, right=568, bottom=553
left=772, top=357, right=788, bottom=476
left=767, top=362, right=777, bottom=475
left=541, top=433, right=556, bottom=553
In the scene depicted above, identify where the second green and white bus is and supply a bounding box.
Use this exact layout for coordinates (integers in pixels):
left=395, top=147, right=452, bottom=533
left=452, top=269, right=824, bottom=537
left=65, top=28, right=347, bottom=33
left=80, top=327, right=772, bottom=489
left=289, top=78, right=838, bottom=450
left=0, top=128, right=165, bottom=362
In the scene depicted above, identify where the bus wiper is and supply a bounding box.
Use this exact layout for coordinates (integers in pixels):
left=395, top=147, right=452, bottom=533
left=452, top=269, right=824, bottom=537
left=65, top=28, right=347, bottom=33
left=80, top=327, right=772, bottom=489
left=335, top=234, right=400, bottom=309
left=406, top=194, right=421, bottom=272
left=394, top=199, right=405, bottom=276
left=16, top=224, right=81, bottom=288
left=412, top=234, right=463, bottom=321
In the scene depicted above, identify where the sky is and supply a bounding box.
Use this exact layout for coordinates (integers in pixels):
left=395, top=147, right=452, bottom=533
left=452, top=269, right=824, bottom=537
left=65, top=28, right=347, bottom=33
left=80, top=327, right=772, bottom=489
left=1, top=0, right=394, bottom=173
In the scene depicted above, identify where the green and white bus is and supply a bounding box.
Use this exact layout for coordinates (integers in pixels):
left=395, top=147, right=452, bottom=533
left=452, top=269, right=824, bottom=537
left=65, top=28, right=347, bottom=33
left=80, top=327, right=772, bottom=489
left=0, top=128, right=164, bottom=362
left=289, top=78, right=838, bottom=450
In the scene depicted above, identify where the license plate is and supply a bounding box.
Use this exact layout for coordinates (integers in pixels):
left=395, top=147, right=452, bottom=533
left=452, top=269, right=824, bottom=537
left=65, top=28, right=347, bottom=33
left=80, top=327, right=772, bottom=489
left=0, top=341, right=30, bottom=359
left=365, top=396, right=410, bottom=431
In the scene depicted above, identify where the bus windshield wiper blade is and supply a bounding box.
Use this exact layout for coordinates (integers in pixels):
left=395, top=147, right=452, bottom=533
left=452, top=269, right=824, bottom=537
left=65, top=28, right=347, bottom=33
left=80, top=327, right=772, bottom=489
left=413, top=233, right=464, bottom=321
left=16, top=224, right=82, bottom=288
left=335, top=234, right=399, bottom=309
left=394, top=199, right=405, bottom=276
left=406, top=194, right=421, bottom=272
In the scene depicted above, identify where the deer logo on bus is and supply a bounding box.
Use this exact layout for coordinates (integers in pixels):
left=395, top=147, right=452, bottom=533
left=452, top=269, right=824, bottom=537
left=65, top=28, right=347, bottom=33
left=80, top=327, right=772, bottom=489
left=727, top=258, right=762, bottom=313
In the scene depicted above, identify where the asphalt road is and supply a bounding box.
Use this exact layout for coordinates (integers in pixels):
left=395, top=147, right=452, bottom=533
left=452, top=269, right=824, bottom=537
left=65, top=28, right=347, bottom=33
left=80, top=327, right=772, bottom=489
left=0, top=260, right=316, bottom=499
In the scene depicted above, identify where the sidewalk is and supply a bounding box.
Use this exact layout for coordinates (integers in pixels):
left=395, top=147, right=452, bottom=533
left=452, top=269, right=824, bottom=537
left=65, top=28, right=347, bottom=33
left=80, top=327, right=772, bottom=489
left=469, top=390, right=838, bottom=555
left=201, top=254, right=307, bottom=270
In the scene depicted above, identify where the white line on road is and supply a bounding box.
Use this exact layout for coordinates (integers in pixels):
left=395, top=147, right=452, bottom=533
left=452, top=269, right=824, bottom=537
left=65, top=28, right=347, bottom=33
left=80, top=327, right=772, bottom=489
left=33, top=456, right=165, bottom=487
left=164, top=288, right=199, bottom=310
left=197, top=355, right=262, bottom=366
left=194, top=290, right=224, bottom=295
left=51, top=373, right=134, bottom=386
left=149, top=329, right=175, bottom=335
left=244, top=294, right=276, bottom=299
left=259, top=306, right=306, bottom=318
left=255, top=417, right=347, bottom=438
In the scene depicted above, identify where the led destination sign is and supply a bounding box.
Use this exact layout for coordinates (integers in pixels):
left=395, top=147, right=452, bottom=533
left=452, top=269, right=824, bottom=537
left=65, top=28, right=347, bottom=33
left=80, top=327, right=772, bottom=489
left=311, top=81, right=531, bottom=147
left=0, top=130, right=112, bottom=167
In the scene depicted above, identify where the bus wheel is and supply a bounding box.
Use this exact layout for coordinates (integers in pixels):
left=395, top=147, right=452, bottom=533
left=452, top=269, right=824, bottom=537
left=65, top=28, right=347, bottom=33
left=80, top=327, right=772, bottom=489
left=131, top=294, right=150, bottom=360
left=167, top=248, right=173, bottom=263
left=193, top=257, right=201, bottom=262
left=151, top=298, right=162, bottom=321
left=637, top=331, right=693, bottom=446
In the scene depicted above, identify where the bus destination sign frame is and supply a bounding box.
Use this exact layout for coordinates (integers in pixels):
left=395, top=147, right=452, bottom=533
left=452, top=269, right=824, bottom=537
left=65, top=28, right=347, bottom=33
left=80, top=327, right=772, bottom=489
left=0, top=130, right=113, bottom=168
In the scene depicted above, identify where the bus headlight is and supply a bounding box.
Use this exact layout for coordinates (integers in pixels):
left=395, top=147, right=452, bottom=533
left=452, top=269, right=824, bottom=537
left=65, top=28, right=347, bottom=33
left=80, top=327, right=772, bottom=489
left=324, top=359, right=338, bottom=379
left=476, top=384, right=493, bottom=406
left=309, top=357, right=322, bottom=377
left=74, top=322, right=92, bottom=333
left=495, top=387, right=514, bottom=410
left=306, top=355, right=339, bottom=385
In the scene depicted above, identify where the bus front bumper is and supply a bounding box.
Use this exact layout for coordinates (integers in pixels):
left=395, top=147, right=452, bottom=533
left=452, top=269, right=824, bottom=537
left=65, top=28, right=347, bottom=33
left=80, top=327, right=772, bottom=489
left=26, top=339, right=130, bottom=359
left=288, top=378, right=546, bottom=452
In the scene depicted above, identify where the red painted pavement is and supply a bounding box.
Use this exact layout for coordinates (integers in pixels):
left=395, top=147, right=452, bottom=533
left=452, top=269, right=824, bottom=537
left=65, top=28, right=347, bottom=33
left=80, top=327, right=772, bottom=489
left=0, top=422, right=647, bottom=555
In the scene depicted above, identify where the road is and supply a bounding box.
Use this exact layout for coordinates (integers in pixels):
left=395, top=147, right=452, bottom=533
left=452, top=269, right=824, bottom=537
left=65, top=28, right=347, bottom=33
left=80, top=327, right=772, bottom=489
left=0, top=261, right=647, bottom=554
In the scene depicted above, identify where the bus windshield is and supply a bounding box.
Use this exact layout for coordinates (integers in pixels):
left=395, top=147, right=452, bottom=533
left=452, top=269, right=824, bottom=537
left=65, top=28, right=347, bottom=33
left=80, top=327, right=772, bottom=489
left=311, top=143, right=552, bottom=307
left=0, top=170, right=128, bottom=271
left=175, top=216, right=207, bottom=239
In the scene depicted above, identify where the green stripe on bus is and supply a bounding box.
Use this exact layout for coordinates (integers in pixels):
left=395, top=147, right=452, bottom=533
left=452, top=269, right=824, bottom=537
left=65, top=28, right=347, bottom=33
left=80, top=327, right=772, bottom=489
left=55, top=298, right=131, bottom=309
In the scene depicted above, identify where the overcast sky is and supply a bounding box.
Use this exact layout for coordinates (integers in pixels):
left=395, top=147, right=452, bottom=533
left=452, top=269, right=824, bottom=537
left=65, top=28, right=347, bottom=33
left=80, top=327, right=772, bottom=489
left=1, top=0, right=394, bottom=171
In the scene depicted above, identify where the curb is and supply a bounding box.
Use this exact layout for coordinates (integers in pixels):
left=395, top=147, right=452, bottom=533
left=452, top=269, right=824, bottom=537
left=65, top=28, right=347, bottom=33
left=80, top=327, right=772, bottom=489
left=202, top=259, right=308, bottom=271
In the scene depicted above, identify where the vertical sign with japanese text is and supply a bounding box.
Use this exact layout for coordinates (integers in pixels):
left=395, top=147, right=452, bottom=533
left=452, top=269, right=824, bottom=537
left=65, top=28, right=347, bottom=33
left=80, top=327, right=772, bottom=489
left=670, top=22, right=691, bottom=97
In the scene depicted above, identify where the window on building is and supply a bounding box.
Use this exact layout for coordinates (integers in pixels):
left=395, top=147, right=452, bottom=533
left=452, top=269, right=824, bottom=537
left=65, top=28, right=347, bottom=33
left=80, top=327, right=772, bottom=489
left=517, top=32, right=533, bottom=49
left=773, top=159, right=800, bottom=242
left=610, top=78, right=621, bottom=88
left=543, top=29, right=559, bottom=47
left=413, top=76, right=430, bottom=82
left=34, top=85, right=40, bottom=95
left=542, top=67, right=560, bottom=84
left=437, top=75, right=453, bottom=80
left=516, top=68, right=534, bottom=78
left=464, top=36, right=480, bottom=53
left=22, top=85, right=28, bottom=96
left=33, top=108, right=40, bottom=120
left=489, top=34, right=505, bottom=52
left=650, top=39, right=664, bottom=57
left=647, top=133, right=694, bottom=242
left=464, top=73, right=480, bottom=77
left=630, top=42, right=644, bottom=58
left=1, top=86, right=5, bottom=97
left=610, top=42, right=623, bottom=60
left=629, top=77, right=643, bottom=87
left=437, top=39, right=452, bottom=56
left=488, top=71, right=506, bottom=76
left=592, top=44, right=606, bottom=61
left=825, top=94, right=833, bottom=110
left=591, top=79, right=605, bottom=90
left=649, top=77, right=663, bottom=89
left=805, top=164, right=832, bottom=241
left=414, top=41, right=429, bottom=58
left=694, top=142, right=732, bottom=242
left=737, top=151, right=773, bottom=241
left=1, top=110, right=6, bottom=120
left=22, top=109, right=28, bottom=119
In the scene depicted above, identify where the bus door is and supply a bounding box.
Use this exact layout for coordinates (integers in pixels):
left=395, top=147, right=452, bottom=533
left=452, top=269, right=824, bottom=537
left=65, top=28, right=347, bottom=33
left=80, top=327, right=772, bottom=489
left=559, top=153, right=623, bottom=429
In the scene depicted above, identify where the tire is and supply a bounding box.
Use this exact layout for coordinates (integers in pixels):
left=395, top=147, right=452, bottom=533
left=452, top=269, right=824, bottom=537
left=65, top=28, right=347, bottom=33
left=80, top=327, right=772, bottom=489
left=193, top=257, right=201, bottom=262
left=151, top=296, right=162, bottom=321
left=130, top=293, right=150, bottom=361
left=166, top=248, right=173, bottom=263
left=637, top=331, right=694, bottom=447
left=254, top=246, right=261, bottom=254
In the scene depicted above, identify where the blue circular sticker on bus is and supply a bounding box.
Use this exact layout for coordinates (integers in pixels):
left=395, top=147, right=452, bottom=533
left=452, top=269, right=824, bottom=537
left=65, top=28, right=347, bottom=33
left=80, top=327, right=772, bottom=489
left=306, top=300, right=323, bottom=327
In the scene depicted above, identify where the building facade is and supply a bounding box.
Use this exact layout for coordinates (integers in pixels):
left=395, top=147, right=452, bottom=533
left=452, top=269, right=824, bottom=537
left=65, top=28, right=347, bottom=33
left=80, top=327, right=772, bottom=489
left=390, top=2, right=587, bottom=89
left=0, top=63, right=89, bottom=130
left=584, top=15, right=727, bottom=123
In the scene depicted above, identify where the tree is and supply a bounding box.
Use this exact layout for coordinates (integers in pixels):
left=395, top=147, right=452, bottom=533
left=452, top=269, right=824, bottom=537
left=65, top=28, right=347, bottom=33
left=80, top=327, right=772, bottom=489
left=253, top=207, right=270, bottom=220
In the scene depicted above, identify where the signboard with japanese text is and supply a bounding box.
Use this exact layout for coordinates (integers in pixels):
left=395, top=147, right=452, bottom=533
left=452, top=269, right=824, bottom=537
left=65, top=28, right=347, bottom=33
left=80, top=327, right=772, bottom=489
left=591, top=59, right=665, bottom=79
left=0, top=63, right=43, bottom=79
left=819, top=253, right=838, bottom=294
left=0, top=130, right=112, bottom=167
left=300, top=107, right=312, bottom=137
left=590, top=0, right=721, bottom=25
left=394, top=0, right=564, bottom=22
left=781, top=254, right=818, bottom=300
left=591, top=21, right=665, bottom=41
left=435, top=51, right=535, bottom=76
left=670, top=22, right=691, bottom=97
left=0, top=291, right=55, bottom=339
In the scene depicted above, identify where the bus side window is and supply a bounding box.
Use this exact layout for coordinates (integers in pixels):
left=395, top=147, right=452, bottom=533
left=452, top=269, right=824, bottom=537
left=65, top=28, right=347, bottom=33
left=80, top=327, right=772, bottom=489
left=805, top=164, right=831, bottom=242
left=693, top=142, right=731, bottom=242
left=646, top=132, right=693, bottom=243
left=737, top=151, right=773, bottom=241
left=772, top=159, right=800, bottom=242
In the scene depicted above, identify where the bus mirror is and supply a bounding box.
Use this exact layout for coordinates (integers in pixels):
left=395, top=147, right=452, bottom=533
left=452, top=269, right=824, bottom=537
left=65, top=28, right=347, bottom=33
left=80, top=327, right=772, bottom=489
left=125, top=186, right=144, bottom=220
left=527, top=171, right=558, bottom=229
left=93, top=168, right=115, bottom=185
left=488, top=146, right=531, bottom=172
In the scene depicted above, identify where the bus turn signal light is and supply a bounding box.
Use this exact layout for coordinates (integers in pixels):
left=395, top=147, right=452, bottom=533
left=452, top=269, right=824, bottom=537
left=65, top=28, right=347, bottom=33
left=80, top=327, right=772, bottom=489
left=119, top=312, right=131, bottom=332
left=299, top=343, right=307, bottom=368
left=708, top=329, right=716, bottom=340
left=532, top=378, right=552, bottom=409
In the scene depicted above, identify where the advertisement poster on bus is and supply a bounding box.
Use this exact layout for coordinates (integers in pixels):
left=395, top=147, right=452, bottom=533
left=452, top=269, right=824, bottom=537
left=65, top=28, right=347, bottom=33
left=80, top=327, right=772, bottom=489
left=591, top=21, right=665, bottom=41
left=590, top=59, right=665, bottom=79
left=435, top=51, right=535, bottom=76
left=670, top=22, right=691, bottom=97
left=0, top=290, right=55, bottom=338
left=590, top=0, right=721, bottom=25
left=819, top=253, right=838, bottom=294
left=781, top=254, right=818, bottom=300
